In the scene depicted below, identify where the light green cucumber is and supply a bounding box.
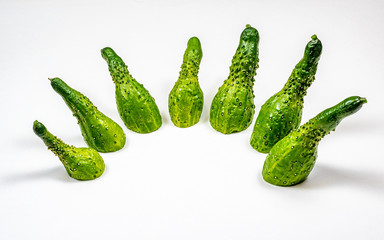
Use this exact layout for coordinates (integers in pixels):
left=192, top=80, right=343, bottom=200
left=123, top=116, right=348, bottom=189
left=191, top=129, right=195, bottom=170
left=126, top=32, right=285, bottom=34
left=101, top=47, right=162, bottom=133
left=50, top=77, right=126, bottom=153
left=33, top=120, right=105, bottom=181
left=169, top=37, right=203, bottom=128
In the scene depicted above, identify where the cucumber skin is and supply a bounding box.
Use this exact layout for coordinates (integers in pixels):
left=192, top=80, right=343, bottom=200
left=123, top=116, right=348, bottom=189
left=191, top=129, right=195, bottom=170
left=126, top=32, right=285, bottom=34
left=250, top=35, right=322, bottom=153
left=50, top=78, right=126, bottom=153
left=209, top=25, right=259, bottom=134
left=250, top=94, right=302, bottom=153
left=33, top=121, right=105, bottom=181
left=169, top=37, right=203, bottom=128
left=262, top=96, right=367, bottom=186
left=101, top=47, right=162, bottom=134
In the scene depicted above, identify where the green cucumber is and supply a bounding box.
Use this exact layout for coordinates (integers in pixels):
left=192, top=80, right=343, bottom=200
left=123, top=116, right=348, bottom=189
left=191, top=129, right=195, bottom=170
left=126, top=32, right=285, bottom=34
left=210, top=24, right=260, bottom=134
left=50, top=77, right=126, bottom=153
left=262, top=96, right=367, bottom=186
left=101, top=47, right=162, bottom=133
left=169, top=37, right=203, bottom=128
left=33, top=120, right=105, bottom=181
left=250, top=35, right=322, bottom=153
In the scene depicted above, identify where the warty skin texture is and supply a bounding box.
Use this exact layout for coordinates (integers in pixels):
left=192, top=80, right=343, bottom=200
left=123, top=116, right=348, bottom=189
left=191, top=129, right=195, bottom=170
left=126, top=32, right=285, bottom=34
left=250, top=35, right=322, bottom=153
left=169, top=37, right=203, bottom=128
left=50, top=78, right=126, bottom=153
left=210, top=24, right=260, bottom=134
left=33, top=120, right=105, bottom=181
left=101, top=47, right=162, bottom=133
left=262, top=96, right=367, bottom=186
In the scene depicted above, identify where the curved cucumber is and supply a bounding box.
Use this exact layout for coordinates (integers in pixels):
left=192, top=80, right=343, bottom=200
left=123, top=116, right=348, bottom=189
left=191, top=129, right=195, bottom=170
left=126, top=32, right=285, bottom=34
left=250, top=35, right=322, bottom=153
left=50, top=78, right=126, bottom=153
left=169, top=37, right=203, bottom=128
left=33, top=120, right=105, bottom=180
left=262, top=96, right=367, bottom=186
left=210, top=24, right=260, bottom=134
left=101, top=47, right=162, bottom=133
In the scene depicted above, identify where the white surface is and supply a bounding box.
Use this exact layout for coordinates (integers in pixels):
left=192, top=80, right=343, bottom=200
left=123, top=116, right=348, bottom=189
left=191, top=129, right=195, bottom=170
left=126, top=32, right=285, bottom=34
left=1, top=0, right=384, bottom=239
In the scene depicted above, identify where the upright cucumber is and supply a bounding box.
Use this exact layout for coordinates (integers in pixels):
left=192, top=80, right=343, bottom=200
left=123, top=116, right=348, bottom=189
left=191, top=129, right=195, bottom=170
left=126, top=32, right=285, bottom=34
left=33, top=120, right=105, bottom=181
left=169, top=37, right=203, bottom=128
left=101, top=47, right=162, bottom=133
left=250, top=35, right=322, bottom=153
left=210, top=24, right=260, bottom=134
left=50, top=78, right=126, bottom=153
left=262, top=96, right=367, bottom=186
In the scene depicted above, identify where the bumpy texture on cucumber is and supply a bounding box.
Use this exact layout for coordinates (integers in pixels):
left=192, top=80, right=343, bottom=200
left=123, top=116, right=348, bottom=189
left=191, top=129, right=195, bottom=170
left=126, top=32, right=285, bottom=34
left=210, top=24, right=260, bottom=134
left=50, top=78, right=126, bottom=153
left=101, top=47, right=162, bottom=133
left=262, top=96, right=367, bottom=186
left=33, top=120, right=105, bottom=180
left=169, top=37, right=203, bottom=128
left=250, top=35, right=322, bottom=153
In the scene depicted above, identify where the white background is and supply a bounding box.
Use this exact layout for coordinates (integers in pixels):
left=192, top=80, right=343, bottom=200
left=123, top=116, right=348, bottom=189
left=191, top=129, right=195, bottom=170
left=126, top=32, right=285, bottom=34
left=1, top=0, right=383, bottom=239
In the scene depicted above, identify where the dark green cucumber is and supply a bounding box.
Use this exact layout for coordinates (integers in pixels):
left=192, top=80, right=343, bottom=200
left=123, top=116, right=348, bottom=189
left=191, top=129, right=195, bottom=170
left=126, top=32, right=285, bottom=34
left=33, top=120, right=105, bottom=180
left=169, top=37, right=203, bottom=128
left=101, top=47, right=162, bottom=133
left=210, top=24, right=260, bottom=134
left=50, top=78, right=126, bottom=153
left=262, top=96, right=367, bottom=186
left=250, top=35, right=322, bottom=153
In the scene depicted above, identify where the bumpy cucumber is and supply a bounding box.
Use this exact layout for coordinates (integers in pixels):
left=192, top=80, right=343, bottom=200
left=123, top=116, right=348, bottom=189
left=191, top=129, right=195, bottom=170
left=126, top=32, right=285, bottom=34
left=169, top=37, right=203, bottom=128
left=50, top=78, right=126, bottom=153
left=250, top=35, right=322, bottom=153
left=210, top=24, right=260, bottom=134
left=101, top=47, right=162, bottom=133
left=262, top=96, right=367, bottom=186
left=33, top=120, right=105, bottom=180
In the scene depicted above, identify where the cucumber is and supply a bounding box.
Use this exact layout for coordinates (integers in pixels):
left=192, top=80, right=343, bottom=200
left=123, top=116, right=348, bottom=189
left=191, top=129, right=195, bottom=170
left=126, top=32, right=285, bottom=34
left=169, top=37, right=203, bottom=128
left=262, top=96, right=367, bottom=186
left=50, top=77, right=126, bottom=153
left=101, top=47, right=162, bottom=133
left=250, top=35, right=322, bottom=153
left=33, top=120, right=105, bottom=181
left=210, top=24, right=260, bottom=134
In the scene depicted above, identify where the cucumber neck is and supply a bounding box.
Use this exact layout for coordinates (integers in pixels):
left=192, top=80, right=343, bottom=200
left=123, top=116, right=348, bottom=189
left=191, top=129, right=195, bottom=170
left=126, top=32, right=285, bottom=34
left=282, top=35, right=322, bottom=100
left=178, top=37, right=202, bottom=80
left=50, top=78, right=95, bottom=118
left=282, top=57, right=319, bottom=100
left=179, top=56, right=201, bottom=80
left=101, top=47, right=131, bottom=85
left=297, top=121, right=327, bottom=147
left=38, top=130, right=69, bottom=157
left=228, top=40, right=259, bottom=84
left=311, top=96, right=367, bottom=133
left=226, top=26, right=259, bottom=83
left=50, top=78, right=72, bottom=98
